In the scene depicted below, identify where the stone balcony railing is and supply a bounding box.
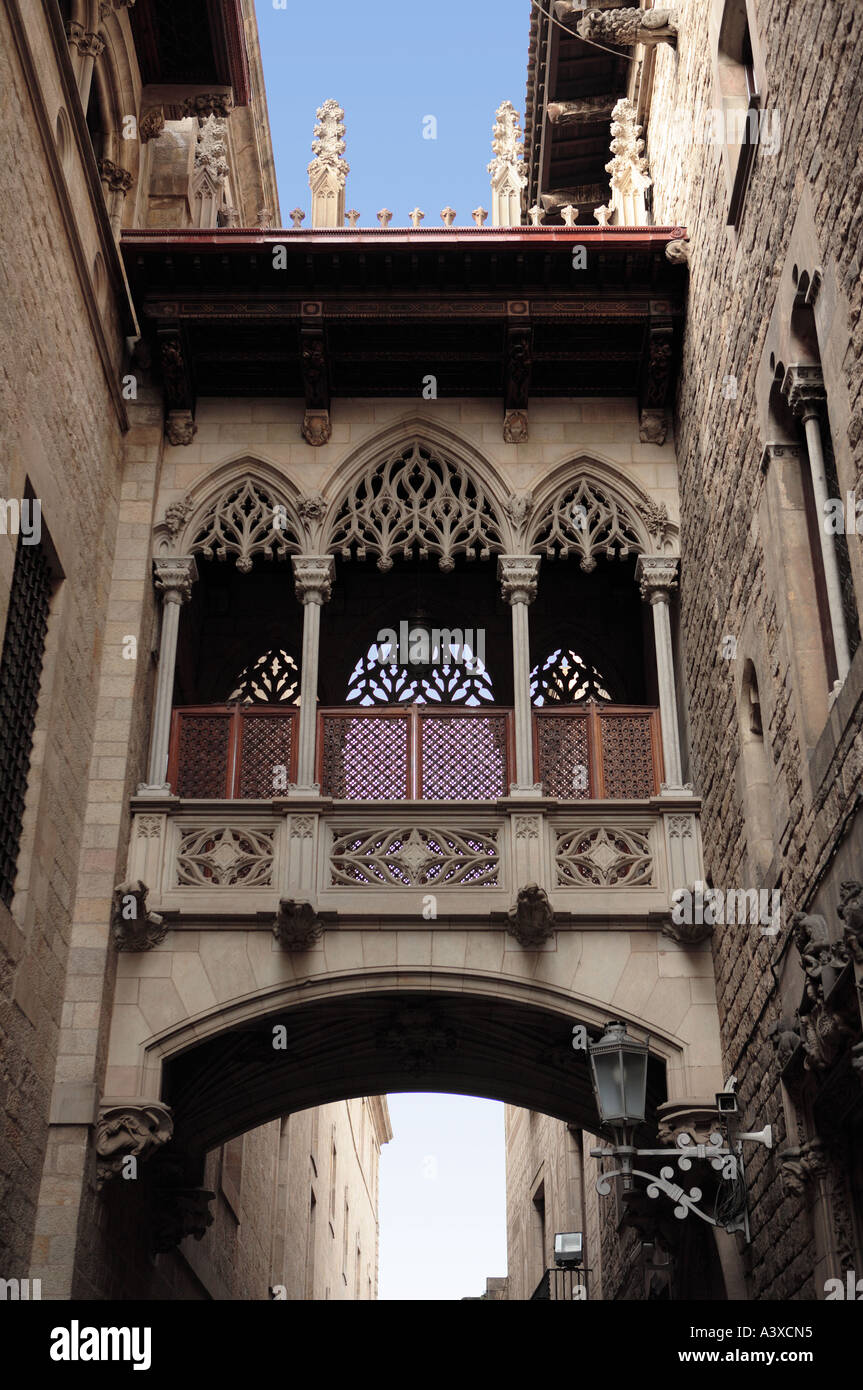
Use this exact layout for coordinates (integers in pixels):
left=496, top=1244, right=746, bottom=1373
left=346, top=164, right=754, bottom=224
left=124, top=703, right=702, bottom=934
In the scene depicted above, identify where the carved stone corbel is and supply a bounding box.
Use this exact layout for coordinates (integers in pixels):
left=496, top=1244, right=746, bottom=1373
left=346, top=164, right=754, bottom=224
left=507, top=883, right=556, bottom=947
left=656, top=1099, right=723, bottom=1147
left=139, top=109, right=165, bottom=142
left=503, top=409, right=529, bottom=444
left=779, top=1139, right=829, bottom=1198
left=273, top=898, right=324, bottom=950
left=97, top=158, right=134, bottom=195
left=152, top=1188, right=216, bottom=1253
left=180, top=93, right=234, bottom=121
left=838, top=880, right=863, bottom=964
left=165, top=409, right=197, bottom=446
left=95, top=1100, right=173, bottom=1188
left=665, top=238, right=690, bottom=266
left=111, top=880, right=167, bottom=952
left=65, top=21, right=106, bottom=58
left=661, top=914, right=712, bottom=946
left=574, top=6, right=678, bottom=48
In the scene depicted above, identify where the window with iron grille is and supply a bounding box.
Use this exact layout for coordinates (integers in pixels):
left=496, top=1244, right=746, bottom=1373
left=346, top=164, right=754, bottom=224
left=0, top=535, right=52, bottom=906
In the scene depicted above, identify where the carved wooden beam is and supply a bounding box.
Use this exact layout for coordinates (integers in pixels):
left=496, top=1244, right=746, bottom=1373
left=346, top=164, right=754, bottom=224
left=504, top=314, right=532, bottom=442
left=156, top=325, right=197, bottom=445
left=300, top=304, right=331, bottom=446
left=638, top=306, right=674, bottom=445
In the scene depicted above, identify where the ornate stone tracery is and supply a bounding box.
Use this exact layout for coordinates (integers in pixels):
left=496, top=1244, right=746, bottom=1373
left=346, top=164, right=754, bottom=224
left=326, top=442, right=505, bottom=572
left=186, top=479, right=303, bottom=572
left=529, top=478, right=646, bottom=569
left=330, top=826, right=499, bottom=887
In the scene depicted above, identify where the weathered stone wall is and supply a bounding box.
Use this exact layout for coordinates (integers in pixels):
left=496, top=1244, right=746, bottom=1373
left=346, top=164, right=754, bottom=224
left=644, top=0, right=863, bottom=1298
left=502, top=1107, right=585, bottom=1300
left=0, top=0, right=127, bottom=1279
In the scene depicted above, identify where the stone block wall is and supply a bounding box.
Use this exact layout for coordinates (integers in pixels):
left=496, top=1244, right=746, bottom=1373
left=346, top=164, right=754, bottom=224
left=643, top=0, right=863, bottom=1298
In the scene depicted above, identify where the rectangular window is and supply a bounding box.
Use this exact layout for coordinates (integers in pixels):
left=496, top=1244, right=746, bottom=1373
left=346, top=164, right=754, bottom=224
left=0, top=533, right=52, bottom=906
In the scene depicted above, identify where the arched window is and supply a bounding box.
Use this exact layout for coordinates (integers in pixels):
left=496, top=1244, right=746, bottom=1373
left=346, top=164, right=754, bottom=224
left=228, top=649, right=300, bottom=704
left=531, top=649, right=613, bottom=705
left=345, top=637, right=494, bottom=706
left=717, top=0, right=759, bottom=227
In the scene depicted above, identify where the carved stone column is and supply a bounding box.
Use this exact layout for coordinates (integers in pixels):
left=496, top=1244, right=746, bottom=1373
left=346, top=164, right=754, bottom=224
left=636, top=556, right=684, bottom=790
left=138, top=557, right=197, bottom=795
left=498, top=555, right=541, bottom=794
left=290, top=556, right=335, bottom=793
left=783, top=365, right=851, bottom=686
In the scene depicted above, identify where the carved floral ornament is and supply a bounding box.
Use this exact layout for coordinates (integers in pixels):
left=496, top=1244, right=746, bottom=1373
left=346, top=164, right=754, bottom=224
left=153, top=454, right=676, bottom=589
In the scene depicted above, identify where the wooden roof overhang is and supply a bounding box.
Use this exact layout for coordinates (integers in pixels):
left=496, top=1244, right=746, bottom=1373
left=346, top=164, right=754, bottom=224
left=130, top=0, right=250, bottom=105
left=524, top=3, right=633, bottom=224
left=121, top=226, right=688, bottom=428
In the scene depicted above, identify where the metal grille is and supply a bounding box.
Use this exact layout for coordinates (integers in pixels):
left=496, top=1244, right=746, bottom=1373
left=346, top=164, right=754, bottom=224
left=420, top=714, right=509, bottom=799
left=600, top=712, right=656, bottom=798
left=0, top=537, right=52, bottom=906
left=174, top=715, right=231, bottom=798
left=320, top=715, right=409, bottom=799
left=238, top=715, right=294, bottom=799
left=536, top=713, right=592, bottom=799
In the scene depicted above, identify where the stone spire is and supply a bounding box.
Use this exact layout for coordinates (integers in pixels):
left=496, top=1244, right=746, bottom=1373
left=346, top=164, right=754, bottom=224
left=604, top=98, right=652, bottom=226
left=307, top=99, right=349, bottom=228
left=191, top=114, right=230, bottom=228
left=487, top=101, right=527, bottom=227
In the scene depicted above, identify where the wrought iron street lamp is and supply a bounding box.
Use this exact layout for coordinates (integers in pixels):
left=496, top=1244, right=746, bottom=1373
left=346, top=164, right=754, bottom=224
left=586, top=1019, right=773, bottom=1239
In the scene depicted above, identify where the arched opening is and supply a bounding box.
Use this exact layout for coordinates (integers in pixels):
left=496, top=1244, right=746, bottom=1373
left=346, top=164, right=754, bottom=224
left=738, top=659, right=774, bottom=878
left=92, top=986, right=729, bottom=1301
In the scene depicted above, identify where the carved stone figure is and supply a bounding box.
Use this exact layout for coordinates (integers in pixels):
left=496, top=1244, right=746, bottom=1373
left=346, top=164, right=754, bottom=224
left=576, top=7, right=678, bottom=48
left=96, top=1101, right=173, bottom=1187
left=302, top=409, right=332, bottom=446
left=838, top=880, right=863, bottom=963
left=152, top=1188, right=216, bottom=1253
left=110, top=880, right=167, bottom=952
left=507, top=883, right=556, bottom=947
left=273, top=899, right=324, bottom=950
left=503, top=409, right=529, bottom=443
left=666, top=238, right=691, bottom=266
left=790, top=909, right=847, bottom=1009
left=165, top=409, right=197, bottom=446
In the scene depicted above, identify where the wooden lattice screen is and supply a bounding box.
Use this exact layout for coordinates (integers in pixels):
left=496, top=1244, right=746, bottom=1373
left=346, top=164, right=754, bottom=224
left=168, top=706, right=298, bottom=799
left=534, top=704, right=662, bottom=799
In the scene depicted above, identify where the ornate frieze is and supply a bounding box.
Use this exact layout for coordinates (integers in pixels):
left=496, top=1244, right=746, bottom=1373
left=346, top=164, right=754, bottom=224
left=327, top=441, right=504, bottom=572
left=96, top=1101, right=173, bottom=1188
left=272, top=898, right=324, bottom=950
left=507, top=883, right=556, bottom=947
left=329, top=826, right=499, bottom=887
left=555, top=825, right=653, bottom=888
left=176, top=826, right=275, bottom=887
left=110, top=880, right=167, bottom=952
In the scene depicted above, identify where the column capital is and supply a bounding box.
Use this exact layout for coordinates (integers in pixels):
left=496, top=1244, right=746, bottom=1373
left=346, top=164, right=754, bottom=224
left=497, top=554, right=540, bottom=605
left=292, top=554, right=335, bottom=604
left=782, top=364, right=826, bottom=419
left=153, top=556, right=198, bottom=605
left=636, top=554, right=679, bottom=604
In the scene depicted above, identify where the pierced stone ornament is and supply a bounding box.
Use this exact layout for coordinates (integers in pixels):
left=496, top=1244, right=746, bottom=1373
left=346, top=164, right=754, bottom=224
left=189, top=479, right=302, bottom=571
left=529, top=478, right=644, bottom=568
left=327, top=441, right=504, bottom=572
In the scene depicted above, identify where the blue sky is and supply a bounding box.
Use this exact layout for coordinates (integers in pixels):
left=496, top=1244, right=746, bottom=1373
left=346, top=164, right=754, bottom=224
left=255, top=1, right=528, bottom=1300
left=255, top=0, right=530, bottom=228
left=378, top=1094, right=507, bottom=1300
